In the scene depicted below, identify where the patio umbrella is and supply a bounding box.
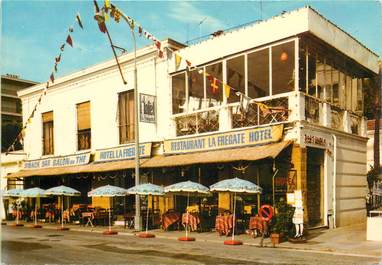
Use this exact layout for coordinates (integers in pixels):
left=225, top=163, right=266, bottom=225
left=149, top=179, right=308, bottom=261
left=127, top=183, right=164, bottom=238
left=45, top=185, right=81, bottom=230
left=3, top=188, right=24, bottom=226
left=88, top=185, right=128, bottom=235
left=21, top=187, right=46, bottom=228
left=164, top=180, right=209, bottom=241
left=210, top=177, right=262, bottom=245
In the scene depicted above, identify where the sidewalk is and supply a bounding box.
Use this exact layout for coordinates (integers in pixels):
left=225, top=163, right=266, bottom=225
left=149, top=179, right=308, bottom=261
left=3, top=221, right=382, bottom=258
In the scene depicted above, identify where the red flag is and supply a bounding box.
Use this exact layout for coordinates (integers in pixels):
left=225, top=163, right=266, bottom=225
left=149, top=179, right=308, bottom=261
left=155, top=41, right=161, bottom=50
left=94, top=0, right=106, bottom=33
left=158, top=50, right=164, bottom=58
left=50, top=73, right=55, bottom=83
left=66, top=35, right=73, bottom=47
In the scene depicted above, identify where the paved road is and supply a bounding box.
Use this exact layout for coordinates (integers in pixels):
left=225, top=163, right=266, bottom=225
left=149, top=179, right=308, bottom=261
left=1, top=226, right=380, bottom=265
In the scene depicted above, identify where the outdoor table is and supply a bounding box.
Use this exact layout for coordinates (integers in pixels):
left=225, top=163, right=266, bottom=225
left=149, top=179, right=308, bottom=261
left=182, top=213, right=200, bottom=232
left=249, top=215, right=267, bottom=234
left=215, top=215, right=233, bottom=236
left=162, top=212, right=181, bottom=230
left=81, top=212, right=94, bottom=227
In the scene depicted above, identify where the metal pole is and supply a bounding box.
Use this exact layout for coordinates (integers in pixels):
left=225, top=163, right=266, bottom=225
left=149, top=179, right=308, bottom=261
left=61, top=196, right=64, bottom=229
left=146, top=195, right=149, bottom=234
left=232, top=192, right=236, bottom=241
left=35, top=198, right=37, bottom=226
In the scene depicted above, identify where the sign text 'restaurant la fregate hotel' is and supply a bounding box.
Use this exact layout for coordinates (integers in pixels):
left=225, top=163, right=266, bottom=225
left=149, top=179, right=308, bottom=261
left=5, top=6, right=379, bottom=228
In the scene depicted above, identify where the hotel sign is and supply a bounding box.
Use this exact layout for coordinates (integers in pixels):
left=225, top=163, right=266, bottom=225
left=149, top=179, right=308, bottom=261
left=94, top=142, right=152, bottom=162
left=23, top=152, right=91, bottom=170
left=164, top=125, right=283, bottom=155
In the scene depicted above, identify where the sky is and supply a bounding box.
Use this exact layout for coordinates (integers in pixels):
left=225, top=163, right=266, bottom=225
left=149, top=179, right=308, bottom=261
left=1, top=0, right=381, bottom=83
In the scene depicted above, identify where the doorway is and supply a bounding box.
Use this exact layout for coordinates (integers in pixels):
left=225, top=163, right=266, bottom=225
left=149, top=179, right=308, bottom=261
left=306, top=147, right=325, bottom=227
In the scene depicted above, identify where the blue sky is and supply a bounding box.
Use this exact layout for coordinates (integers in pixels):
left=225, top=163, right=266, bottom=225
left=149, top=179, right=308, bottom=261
left=1, top=1, right=381, bottom=83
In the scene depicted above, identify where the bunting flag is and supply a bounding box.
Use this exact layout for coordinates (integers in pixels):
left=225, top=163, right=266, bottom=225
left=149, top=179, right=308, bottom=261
left=256, top=102, right=271, bottom=116
left=54, top=63, right=58, bottom=72
left=104, top=0, right=110, bottom=9
left=175, top=54, right=182, bottom=69
left=55, top=54, right=61, bottom=63
left=94, top=0, right=107, bottom=32
left=210, top=77, right=219, bottom=94
left=138, top=26, right=142, bottom=36
left=158, top=50, right=164, bottom=59
left=186, top=60, right=192, bottom=67
left=69, top=26, right=74, bottom=33
left=60, top=43, right=65, bottom=51
left=50, top=73, right=55, bottom=83
left=224, top=84, right=231, bottom=98
left=155, top=41, right=161, bottom=50
left=66, top=34, right=73, bottom=47
left=76, top=13, right=83, bottom=29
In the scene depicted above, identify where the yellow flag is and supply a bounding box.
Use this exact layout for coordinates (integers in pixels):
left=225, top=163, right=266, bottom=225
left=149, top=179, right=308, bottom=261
left=224, top=84, right=231, bottom=98
left=105, top=0, right=110, bottom=9
left=175, top=54, right=181, bottom=69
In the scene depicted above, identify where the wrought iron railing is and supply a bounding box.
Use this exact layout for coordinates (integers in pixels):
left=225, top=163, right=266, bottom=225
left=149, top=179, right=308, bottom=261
left=78, top=129, right=91, bottom=150
left=175, top=109, right=219, bottom=136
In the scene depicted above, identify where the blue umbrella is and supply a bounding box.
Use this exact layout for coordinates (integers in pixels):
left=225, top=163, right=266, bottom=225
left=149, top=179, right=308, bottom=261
left=88, top=185, right=128, bottom=234
left=127, top=183, right=164, bottom=237
left=45, top=185, right=81, bottom=230
left=165, top=181, right=209, bottom=241
left=21, top=187, right=46, bottom=227
left=210, top=178, right=262, bottom=245
left=3, top=188, right=24, bottom=225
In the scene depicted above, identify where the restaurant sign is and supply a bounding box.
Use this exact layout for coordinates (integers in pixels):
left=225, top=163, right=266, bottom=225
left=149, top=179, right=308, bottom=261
left=23, top=152, right=91, bottom=170
left=94, top=142, right=152, bottom=163
left=164, top=125, right=283, bottom=155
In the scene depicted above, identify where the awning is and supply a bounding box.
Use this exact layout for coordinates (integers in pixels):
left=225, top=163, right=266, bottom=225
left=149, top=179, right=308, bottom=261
left=141, top=140, right=292, bottom=168
left=7, top=140, right=292, bottom=178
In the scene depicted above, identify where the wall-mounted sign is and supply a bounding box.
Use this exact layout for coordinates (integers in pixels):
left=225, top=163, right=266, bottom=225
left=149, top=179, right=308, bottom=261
left=164, top=124, right=283, bottom=155
left=94, top=142, right=152, bottom=163
left=304, top=134, right=327, bottom=147
left=23, top=152, right=91, bottom=170
left=140, top=93, right=156, bottom=123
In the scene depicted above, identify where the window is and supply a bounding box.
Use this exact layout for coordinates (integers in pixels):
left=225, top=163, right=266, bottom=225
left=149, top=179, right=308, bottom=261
left=271, top=42, right=295, bottom=95
left=118, top=91, right=135, bottom=144
left=248, top=48, right=269, bottom=98
left=206, top=62, right=223, bottom=106
left=172, top=73, right=186, bottom=114
left=77, top=101, right=91, bottom=150
left=227, top=55, right=245, bottom=103
left=188, top=69, right=204, bottom=111
left=325, top=63, right=333, bottom=103
left=42, top=111, right=54, bottom=155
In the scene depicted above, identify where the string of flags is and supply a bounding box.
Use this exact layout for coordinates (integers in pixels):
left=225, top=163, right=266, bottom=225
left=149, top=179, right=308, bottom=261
left=96, top=1, right=277, bottom=116
left=6, top=12, right=85, bottom=154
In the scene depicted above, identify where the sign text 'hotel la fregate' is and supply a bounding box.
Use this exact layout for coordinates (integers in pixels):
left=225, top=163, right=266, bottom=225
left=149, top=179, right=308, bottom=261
left=94, top=142, right=152, bottom=162
left=164, top=125, right=284, bottom=155
left=23, top=152, right=91, bottom=170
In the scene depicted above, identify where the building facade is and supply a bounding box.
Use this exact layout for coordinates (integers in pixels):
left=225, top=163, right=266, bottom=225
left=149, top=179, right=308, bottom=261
left=5, top=7, right=379, bottom=228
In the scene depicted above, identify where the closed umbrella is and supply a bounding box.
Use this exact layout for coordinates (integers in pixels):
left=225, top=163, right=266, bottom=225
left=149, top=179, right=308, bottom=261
left=3, top=188, right=24, bottom=226
left=164, top=180, right=209, bottom=241
left=210, top=177, right=262, bottom=245
left=88, top=185, right=128, bottom=235
left=127, top=183, right=164, bottom=238
left=45, top=185, right=81, bottom=230
left=21, top=187, right=46, bottom=228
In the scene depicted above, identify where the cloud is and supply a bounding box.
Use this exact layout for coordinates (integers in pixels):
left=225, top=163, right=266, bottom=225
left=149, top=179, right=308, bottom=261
left=168, top=2, right=227, bottom=32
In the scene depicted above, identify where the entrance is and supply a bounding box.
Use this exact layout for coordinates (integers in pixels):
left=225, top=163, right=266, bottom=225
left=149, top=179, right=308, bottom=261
left=307, top=147, right=325, bottom=227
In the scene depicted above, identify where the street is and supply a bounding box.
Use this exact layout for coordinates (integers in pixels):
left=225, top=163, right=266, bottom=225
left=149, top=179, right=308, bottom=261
left=1, top=226, right=381, bottom=265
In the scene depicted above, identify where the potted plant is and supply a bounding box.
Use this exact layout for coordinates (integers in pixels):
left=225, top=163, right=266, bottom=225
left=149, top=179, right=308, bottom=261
left=270, top=198, right=293, bottom=246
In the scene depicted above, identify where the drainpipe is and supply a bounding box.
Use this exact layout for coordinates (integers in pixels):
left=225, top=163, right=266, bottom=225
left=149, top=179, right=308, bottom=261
left=332, top=134, right=337, bottom=229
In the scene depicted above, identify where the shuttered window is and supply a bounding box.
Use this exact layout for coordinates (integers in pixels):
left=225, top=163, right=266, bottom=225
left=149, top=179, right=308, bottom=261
left=77, top=101, right=91, bottom=150
left=118, top=91, right=135, bottom=144
left=42, top=111, right=54, bottom=155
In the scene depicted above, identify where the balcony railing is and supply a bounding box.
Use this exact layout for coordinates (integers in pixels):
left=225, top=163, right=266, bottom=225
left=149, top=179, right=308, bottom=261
left=175, top=109, right=219, bottom=136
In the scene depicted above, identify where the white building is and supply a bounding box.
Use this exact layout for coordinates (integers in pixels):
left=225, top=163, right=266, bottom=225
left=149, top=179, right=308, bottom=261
left=5, top=7, right=379, bottom=228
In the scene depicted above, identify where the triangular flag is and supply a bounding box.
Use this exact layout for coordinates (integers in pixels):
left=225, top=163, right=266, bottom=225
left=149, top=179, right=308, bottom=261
left=175, top=54, right=181, bottom=69
left=55, top=54, right=61, bottom=63
left=54, top=63, right=58, bottom=72
left=76, top=13, right=84, bottom=29
left=186, top=60, right=192, bottom=67
left=104, top=0, right=110, bottom=9
left=69, top=26, right=74, bottom=33
left=94, top=0, right=100, bottom=12
left=158, top=50, right=164, bottom=58
left=224, top=84, right=231, bottom=98
left=129, top=19, right=134, bottom=30
left=46, top=82, right=49, bottom=88
left=210, top=78, right=219, bottom=94
left=50, top=73, right=55, bottom=83
left=155, top=41, right=161, bottom=50
left=138, top=26, right=142, bottom=36
left=66, top=35, right=73, bottom=47
left=257, top=102, right=271, bottom=116
left=60, top=43, right=65, bottom=51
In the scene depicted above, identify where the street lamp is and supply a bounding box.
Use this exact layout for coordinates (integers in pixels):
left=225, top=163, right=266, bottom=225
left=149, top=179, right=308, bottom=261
left=94, top=7, right=142, bottom=230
